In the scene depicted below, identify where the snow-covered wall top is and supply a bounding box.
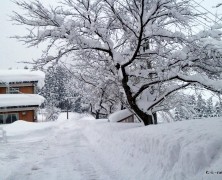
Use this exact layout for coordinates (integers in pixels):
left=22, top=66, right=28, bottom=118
left=0, top=94, right=45, bottom=108
left=0, top=70, right=45, bottom=89
left=108, top=109, right=133, bottom=122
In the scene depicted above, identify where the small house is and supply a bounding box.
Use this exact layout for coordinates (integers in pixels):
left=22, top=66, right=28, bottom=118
left=108, top=109, right=135, bottom=123
left=0, top=70, right=45, bottom=123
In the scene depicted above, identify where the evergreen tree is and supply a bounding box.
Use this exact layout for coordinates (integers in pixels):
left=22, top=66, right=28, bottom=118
left=206, top=97, right=214, bottom=117
left=214, top=100, right=222, bottom=117
left=195, top=94, right=207, bottom=118
left=40, top=65, right=70, bottom=110
left=174, top=106, right=189, bottom=121
left=185, top=95, right=197, bottom=119
left=174, top=106, right=182, bottom=121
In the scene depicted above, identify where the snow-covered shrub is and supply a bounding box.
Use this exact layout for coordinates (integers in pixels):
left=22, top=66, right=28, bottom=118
left=45, top=105, right=61, bottom=121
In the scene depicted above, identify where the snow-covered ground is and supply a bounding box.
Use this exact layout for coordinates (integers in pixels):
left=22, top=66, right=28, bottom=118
left=0, top=113, right=222, bottom=180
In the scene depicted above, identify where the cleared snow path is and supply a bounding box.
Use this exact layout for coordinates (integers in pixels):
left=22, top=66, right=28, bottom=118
left=0, top=115, right=119, bottom=180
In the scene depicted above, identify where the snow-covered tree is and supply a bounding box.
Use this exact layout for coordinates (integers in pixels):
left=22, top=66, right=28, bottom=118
left=206, top=97, right=214, bottom=117
left=12, top=0, right=222, bottom=125
left=214, top=98, right=222, bottom=117
left=68, top=69, right=124, bottom=118
left=40, top=65, right=70, bottom=109
left=174, top=106, right=187, bottom=121
left=195, top=94, right=207, bottom=118
left=41, top=65, right=87, bottom=113
left=72, top=97, right=82, bottom=113
left=173, top=94, right=197, bottom=121
left=45, top=105, right=61, bottom=121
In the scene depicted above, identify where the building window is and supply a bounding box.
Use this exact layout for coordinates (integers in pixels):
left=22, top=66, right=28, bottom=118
left=0, top=113, right=19, bottom=124
left=7, top=87, right=20, bottom=94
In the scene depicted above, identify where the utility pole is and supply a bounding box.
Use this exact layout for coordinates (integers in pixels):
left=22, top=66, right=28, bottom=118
left=66, top=97, right=75, bottom=120
left=66, top=99, right=69, bottom=119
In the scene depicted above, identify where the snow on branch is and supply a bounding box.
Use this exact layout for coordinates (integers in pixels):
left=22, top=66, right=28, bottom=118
left=11, top=0, right=222, bottom=125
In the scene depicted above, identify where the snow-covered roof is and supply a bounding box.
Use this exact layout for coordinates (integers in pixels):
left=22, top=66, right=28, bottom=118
left=108, top=109, right=134, bottom=122
left=0, top=94, right=45, bottom=108
left=0, top=69, right=45, bottom=89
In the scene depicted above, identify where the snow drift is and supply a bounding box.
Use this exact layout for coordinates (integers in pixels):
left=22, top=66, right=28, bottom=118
left=83, top=118, right=222, bottom=180
left=1, top=114, right=222, bottom=180
left=3, top=120, right=54, bottom=137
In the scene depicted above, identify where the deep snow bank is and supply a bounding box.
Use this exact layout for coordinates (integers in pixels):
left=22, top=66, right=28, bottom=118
left=83, top=118, right=222, bottom=180
left=1, top=113, right=86, bottom=138
left=3, top=120, right=55, bottom=137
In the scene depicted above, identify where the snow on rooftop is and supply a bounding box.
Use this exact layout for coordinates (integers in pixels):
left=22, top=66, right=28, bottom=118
left=0, top=94, right=45, bottom=108
left=108, top=109, right=133, bottom=122
left=0, top=69, right=45, bottom=89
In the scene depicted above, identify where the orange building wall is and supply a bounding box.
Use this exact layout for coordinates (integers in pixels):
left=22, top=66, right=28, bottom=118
left=18, top=110, right=35, bottom=122
left=0, top=82, right=36, bottom=123
left=0, top=87, right=6, bottom=94
left=0, top=86, right=34, bottom=94
left=0, top=110, right=35, bottom=122
left=19, top=86, right=34, bottom=94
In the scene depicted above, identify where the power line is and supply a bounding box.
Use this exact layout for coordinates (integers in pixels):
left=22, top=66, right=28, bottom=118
left=190, top=4, right=218, bottom=25
left=191, top=18, right=211, bottom=31
left=179, top=0, right=222, bottom=32
left=192, top=0, right=219, bottom=20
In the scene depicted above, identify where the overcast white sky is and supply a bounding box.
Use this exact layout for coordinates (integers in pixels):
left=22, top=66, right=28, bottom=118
left=0, top=0, right=222, bottom=70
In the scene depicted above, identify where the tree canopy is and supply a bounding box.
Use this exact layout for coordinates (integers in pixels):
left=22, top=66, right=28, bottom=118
left=12, top=0, right=222, bottom=125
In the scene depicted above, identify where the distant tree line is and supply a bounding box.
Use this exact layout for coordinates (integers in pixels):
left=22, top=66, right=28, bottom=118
left=39, top=64, right=124, bottom=120
left=39, top=65, right=88, bottom=120
left=174, top=94, right=222, bottom=121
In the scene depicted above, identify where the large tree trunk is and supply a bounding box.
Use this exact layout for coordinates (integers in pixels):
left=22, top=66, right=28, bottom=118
left=132, top=105, right=154, bottom=126
left=90, top=104, right=100, bottom=119
left=95, top=111, right=100, bottom=119
left=121, top=66, right=155, bottom=126
left=153, top=113, right=157, bottom=124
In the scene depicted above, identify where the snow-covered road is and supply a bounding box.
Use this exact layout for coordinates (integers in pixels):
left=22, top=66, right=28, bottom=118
left=0, top=115, right=118, bottom=180
left=1, top=113, right=222, bottom=180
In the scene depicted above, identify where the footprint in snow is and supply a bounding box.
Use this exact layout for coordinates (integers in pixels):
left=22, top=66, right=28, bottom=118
left=31, top=165, right=40, bottom=171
